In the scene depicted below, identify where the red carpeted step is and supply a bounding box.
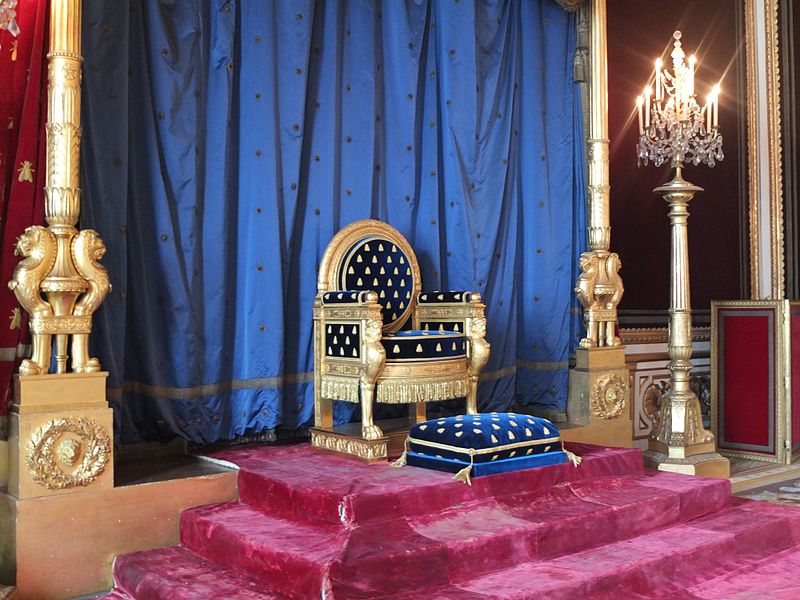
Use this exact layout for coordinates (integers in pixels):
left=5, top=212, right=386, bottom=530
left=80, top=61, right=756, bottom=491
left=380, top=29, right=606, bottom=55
left=112, top=546, right=289, bottom=600
left=685, top=543, right=800, bottom=599
left=206, top=443, right=646, bottom=526
left=94, top=591, right=135, bottom=600
left=329, top=474, right=731, bottom=596
left=380, top=500, right=800, bottom=600
left=180, top=501, right=347, bottom=599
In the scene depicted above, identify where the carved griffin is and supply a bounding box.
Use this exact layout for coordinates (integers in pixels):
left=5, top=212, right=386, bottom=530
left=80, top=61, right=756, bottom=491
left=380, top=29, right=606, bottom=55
left=71, top=229, right=111, bottom=373
left=8, top=226, right=57, bottom=375
left=575, top=251, right=624, bottom=348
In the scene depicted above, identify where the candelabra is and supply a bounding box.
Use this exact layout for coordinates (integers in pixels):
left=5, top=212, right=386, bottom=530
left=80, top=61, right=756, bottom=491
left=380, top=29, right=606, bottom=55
left=0, top=0, right=19, bottom=37
left=640, top=31, right=729, bottom=477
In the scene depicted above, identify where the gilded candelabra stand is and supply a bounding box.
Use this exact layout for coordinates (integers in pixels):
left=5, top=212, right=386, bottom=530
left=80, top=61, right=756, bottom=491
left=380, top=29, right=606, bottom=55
left=639, top=31, right=729, bottom=477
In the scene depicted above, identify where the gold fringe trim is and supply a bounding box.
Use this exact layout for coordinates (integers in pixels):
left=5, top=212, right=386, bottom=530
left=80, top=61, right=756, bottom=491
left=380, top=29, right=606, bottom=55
left=376, top=375, right=468, bottom=404
left=320, top=376, right=360, bottom=403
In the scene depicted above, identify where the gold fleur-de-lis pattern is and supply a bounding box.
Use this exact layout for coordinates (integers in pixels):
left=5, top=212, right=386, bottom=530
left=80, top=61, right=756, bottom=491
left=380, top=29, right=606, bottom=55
left=340, top=236, right=414, bottom=328
left=325, top=322, right=361, bottom=359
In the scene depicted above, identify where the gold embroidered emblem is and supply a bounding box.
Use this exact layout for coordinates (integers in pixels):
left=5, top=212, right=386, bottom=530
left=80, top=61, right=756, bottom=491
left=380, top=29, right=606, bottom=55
left=17, top=160, right=34, bottom=182
left=9, top=307, right=21, bottom=330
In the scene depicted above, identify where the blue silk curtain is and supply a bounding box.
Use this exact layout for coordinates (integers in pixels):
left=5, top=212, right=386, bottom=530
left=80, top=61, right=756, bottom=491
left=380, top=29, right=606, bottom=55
left=81, top=0, right=586, bottom=444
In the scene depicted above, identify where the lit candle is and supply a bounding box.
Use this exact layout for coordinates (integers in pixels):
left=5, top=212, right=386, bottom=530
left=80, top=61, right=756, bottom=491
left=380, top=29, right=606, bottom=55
left=655, top=58, right=663, bottom=101
left=688, top=55, right=696, bottom=97
left=644, top=86, right=651, bottom=128
left=705, top=97, right=711, bottom=131
left=637, top=96, right=644, bottom=134
left=712, top=84, right=720, bottom=128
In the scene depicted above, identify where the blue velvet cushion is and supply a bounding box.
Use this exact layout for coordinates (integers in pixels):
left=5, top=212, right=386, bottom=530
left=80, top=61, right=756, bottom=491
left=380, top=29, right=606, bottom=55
left=408, top=413, right=562, bottom=463
left=338, top=236, right=414, bottom=328
left=381, top=330, right=466, bottom=362
left=418, top=291, right=478, bottom=303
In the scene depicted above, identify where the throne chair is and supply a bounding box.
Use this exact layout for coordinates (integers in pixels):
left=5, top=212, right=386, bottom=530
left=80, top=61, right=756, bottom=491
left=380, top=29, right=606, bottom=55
left=311, top=219, right=490, bottom=460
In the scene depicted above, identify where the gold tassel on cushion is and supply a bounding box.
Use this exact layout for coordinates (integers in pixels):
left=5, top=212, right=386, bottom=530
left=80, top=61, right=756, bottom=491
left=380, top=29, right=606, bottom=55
left=390, top=451, right=407, bottom=468
left=562, top=443, right=582, bottom=467
left=452, top=449, right=475, bottom=485
left=390, top=438, right=410, bottom=468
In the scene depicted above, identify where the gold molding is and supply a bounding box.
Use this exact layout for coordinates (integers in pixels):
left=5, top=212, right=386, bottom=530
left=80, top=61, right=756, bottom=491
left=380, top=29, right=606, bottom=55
left=310, top=429, right=388, bottom=461
left=620, top=326, right=710, bottom=345
left=744, top=0, right=784, bottom=299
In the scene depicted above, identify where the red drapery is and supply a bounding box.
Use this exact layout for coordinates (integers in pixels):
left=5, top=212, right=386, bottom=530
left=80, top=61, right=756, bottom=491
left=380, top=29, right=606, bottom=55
left=0, top=0, right=48, bottom=433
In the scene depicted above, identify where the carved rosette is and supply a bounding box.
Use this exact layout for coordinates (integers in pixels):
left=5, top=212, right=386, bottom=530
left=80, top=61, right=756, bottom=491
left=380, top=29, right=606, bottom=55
left=590, top=374, right=627, bottom=420
left=26, top=416, right=111, bottom=489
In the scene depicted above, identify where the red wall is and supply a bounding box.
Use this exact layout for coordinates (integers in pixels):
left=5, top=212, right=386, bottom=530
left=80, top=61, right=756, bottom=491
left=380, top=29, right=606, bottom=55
left=608, top=0, right=747, bottom=325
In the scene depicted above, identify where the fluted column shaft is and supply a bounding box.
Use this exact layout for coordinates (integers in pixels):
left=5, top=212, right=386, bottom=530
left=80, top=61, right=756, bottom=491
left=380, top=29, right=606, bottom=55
left=587, top=0, right=610, bottom=251
left=42, top=0, right=87, bottom=373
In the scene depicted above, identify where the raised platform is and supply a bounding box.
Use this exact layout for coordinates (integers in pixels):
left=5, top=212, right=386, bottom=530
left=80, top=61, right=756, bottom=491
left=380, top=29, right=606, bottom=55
left=97, top=442, right=800, bottom=598
left=1, top=455, right=237, bottom=599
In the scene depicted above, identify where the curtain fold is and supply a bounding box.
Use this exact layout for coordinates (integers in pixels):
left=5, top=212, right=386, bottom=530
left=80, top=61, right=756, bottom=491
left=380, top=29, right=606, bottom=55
left=81, top=0, right=586, bottom=444
left=0, top=0, right=48, bottom=435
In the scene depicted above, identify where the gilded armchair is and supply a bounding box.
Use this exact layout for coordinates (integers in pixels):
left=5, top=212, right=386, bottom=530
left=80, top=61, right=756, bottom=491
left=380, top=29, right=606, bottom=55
left=312, top=220, right=490, bottom=455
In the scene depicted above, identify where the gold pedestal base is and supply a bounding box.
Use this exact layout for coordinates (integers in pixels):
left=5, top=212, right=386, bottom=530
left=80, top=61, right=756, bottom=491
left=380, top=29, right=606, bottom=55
left=566, top=346, right=632, bottom=447
left=8, top=372, right=113, bottom=499
left=311, top=417, right=415, bottom=462
left=1, top=465, right=237, bottom=599
left=643, top=447, right=731, bottom=478
left=560, top=418, right=634, bottom=447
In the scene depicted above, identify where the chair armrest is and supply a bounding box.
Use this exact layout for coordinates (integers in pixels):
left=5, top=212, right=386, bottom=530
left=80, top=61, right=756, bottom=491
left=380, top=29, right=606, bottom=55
left=417, top=291, right=480, bottom=304
left=321, top=290, right=377, bottom=305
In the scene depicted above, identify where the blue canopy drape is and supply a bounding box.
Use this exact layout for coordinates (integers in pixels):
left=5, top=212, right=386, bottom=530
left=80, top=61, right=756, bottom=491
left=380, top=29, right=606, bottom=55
left=81, top=0, right=586, bottom=444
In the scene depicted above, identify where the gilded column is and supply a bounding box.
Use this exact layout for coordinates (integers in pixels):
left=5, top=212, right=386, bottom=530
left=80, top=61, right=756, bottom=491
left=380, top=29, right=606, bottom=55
left=5, top=0, right=114, bottom=501
left=8, top=0, right=110, bottom=377
left=566, top=0, right=631, bottom=447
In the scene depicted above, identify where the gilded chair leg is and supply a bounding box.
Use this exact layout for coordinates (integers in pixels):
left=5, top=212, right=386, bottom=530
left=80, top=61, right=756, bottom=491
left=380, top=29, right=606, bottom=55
left=466, top=315, right=490, bottom=415
left=360, top=380, right=384, bottom=440
left=466, top=378, right=479, bottom=414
